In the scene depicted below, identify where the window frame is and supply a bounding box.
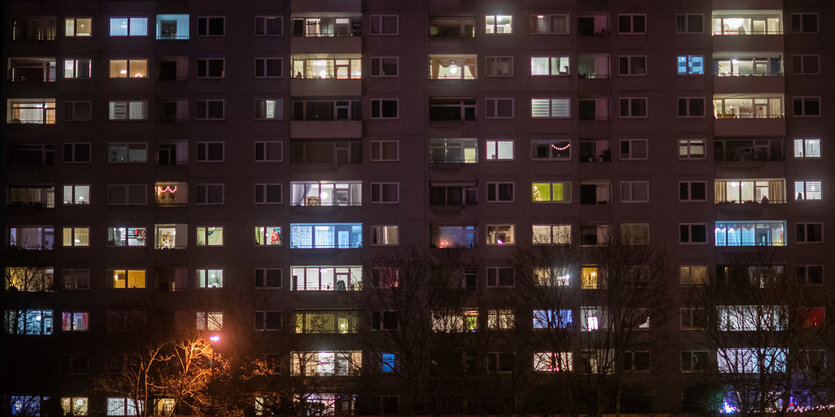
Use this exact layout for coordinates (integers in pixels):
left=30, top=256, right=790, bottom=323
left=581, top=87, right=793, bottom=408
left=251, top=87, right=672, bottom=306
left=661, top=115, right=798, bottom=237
left=63, top=143, right=91, bottom=163
left=794, top=138, right=821, bottom=159
left=109, top=17, right=148, bottom=37
left=679, top=223, right=708, bottom=245
left=485, top=15, right=513, bottom=35
left=255, top=57, right=283, bottom=78
left=679, top=181, right=707, bottom=202
left=196, top=58, right=225, bottom=79
left=486, top=267, right=514, bottom=288
left=618, top=55, right=647, bottom=76
left=530, top=98, right=570, bottom=118
left=370, top=15, right=399, bottom=36
left=370, top=98, right=399, bottom=119
left=619, top=97, right=648, bottom=118
left=254, top=141, right=282, bottom=162
left=486, top=182, right=514, bottom=203
left=196, top=99, right=225, bottom=120
left=677, top=97, right=706, bottom=118
left=63, top=58, right=92, bottom=79
left=255, top=268, right=283, bottom=289
left=675, top=14, right=704, bottom=34
left=679, top=139, right=706, bottom=160
left=791, top=54, right=821, bottom=75
left=108, top=100, right=148, bottom=121
left=196, top=141, right=225, bottom=163
left=65, top=17, right=93, bottom=37
left=196, top=226, right=224, bottom=247
left=371, top=225, right=400, bottom=246
left=255, top=16, right=283, bottom=36
left=371, top=182, right=400, bottom=204
left=485, top=139, right=514, bottom=161
left=370, top=56, right=399, bottom=77
left=796, top=223, right=824, bottom=244
left=255, top=99, right=283, bottom=120
left=793, top=96, right=821, bottom=117
left=618, top=14, right=646, bottom=34
left=791, top=13, right=819, bottom=33
left=370, top=140, right=399, bottom=162
left=796, top=265, right=824, bottom=286
left=254, top=183, right=283, bottom=204
left=529, top=14, right=570, bottom=35
left=484, top=56, right=514, bottom=77
left=485, top=98, right=514, bottom=119
left=63, top=101, right=92, bottom=122
left=619, top=181, right=649, bottom=203
left=196, top=268, right=223, bottom=289
left=619, top=139, right=648, bottom=160
left=196, top=183, right=225, bottom=205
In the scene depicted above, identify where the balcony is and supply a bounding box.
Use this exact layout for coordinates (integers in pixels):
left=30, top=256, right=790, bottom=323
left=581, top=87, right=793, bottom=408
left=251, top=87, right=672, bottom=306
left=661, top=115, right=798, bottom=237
left=291, top=78, right=361, bottom=96
left=714, top=118, right=785, bottom=136
left=712, top=11, right=784, bottom=51
left=291, top=36, right=361, bottom=54
left=290, top=121, right=362, bottom=139
left=713, top=95, right=785, bottom=136
left=7, top=58, right=56, bottom=83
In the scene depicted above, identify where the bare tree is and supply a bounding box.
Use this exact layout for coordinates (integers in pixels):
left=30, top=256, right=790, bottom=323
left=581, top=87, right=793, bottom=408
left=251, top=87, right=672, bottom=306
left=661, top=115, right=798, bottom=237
left=685, top=248, right=831, bottom=415
left=510, top=231, right=673, bottom=417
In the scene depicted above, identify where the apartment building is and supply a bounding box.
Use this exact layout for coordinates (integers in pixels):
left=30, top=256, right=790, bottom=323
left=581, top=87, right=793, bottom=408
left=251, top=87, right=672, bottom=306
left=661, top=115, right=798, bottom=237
left=3, top=0, right=834, bottom=415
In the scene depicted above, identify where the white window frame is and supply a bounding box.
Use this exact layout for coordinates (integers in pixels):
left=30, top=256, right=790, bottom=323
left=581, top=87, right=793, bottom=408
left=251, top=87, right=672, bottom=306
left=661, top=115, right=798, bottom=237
left=679, top=181, right=707, bottom=202
left=197, top=16, right=225, bottom=37
left=486, top=224, right=516, bottom=246
left=63, top=184, right=91, bottom=205
left=255, top=57, right=283, bottom=78
left=196, top=99, right=225, bottom=120
left=620, top=181, right=649, bottom=203
left=370, top=140, right=399, bottom=162
left=485, top=139, right=514, bottom=161
left=108, top=142, right=148, bottom=163
left=65, top=17, right=92, bottom=37
left=371, top=225, right=399, bottom=246
left=796, top=223, right=824, bottom=244
left=196, top=268, right=223, bottom=288
left=618, top=14, right=646, bottom=34
left=254, top=141, right=282, bottom=162
left=370, top=56, right=399, bottom=77
left=196, top=58, right=225, bottom=79
left=680, top=223, right=708, bottom=245
left=618, top=55, right=647, bottom=76
left=484, top=56, right=514, bottom=77
left=108, top=100, right=148, bottom=121
left=62, top=227, right=90, bottom=247
left=370, top=15, right=399, bottom=35
left=485, top=98, right=514, bottom=119
left=254, top=184, right=283, bottom=204
left=486, top=182, right=514, bottom=203
left=793, top=96, right=821, bottom=117
left=619, top=139, right=648, bottom=160
left=196, top=141, right=225, bottom=162
left=63, top=58, right=92, bottom=79
left=792, top=54, right=821, bottom=75
left=109, top=17, right=148, bottom=37
left=793, top=138, right=821, bottom=159
left=795, top=180, right=822, bottom=201
left=255, top=99, right=283, bottom=120
left=196, top=226, right=224, bottom=247
left=676, top=14, right=704, bottom=34
left=619, top=97, right=648, bottom=118
left=370, top=99, right=399, bottom=119
left=679, top=139, right=706, bottom=160
left=371, top=182, right=399, bottom=204
left=531, top=98, right=570, bottom=118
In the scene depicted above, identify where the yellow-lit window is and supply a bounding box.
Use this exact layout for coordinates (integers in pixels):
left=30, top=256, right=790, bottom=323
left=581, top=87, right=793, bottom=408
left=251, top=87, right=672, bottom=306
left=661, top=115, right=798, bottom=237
left=581, top=266, right=599, bottom=289
left=111, top=269, right=146, bottom=289
left=109, top=59, right=148, bottom=78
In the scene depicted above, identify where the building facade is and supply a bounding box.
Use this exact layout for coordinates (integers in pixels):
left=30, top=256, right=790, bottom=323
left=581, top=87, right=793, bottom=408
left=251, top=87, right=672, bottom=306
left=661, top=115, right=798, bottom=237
left=3, top=0, right=834, bottom=415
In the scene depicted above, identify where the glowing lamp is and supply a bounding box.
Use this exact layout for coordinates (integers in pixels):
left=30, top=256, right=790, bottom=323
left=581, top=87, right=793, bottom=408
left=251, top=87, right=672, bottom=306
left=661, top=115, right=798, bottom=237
left=209, top=335, right=220, bottom=343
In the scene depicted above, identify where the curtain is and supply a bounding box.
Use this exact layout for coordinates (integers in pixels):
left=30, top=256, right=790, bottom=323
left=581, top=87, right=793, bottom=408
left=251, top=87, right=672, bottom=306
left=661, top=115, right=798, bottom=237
left=768, top=180, right=783, bottom=203
left=715, top=182, right=726, bottom=203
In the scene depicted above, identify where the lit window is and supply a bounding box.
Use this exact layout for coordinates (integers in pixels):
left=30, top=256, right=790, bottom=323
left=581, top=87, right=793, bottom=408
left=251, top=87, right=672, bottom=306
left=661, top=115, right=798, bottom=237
left=65, top=18, right=92, bottom=37
left=4, top=267, right=54, bottom=292
left=3, top=309, right=53, bottom=334
left=431, top=225, right=476, bottom=248
left=197, top=269, right=223, bottom=288
left=533, top=352, right=573, bottom=372
left=532, top=224, right=571, bottom=245
left=580, top=307, right=604, bottom=331
left=677, top=56, right=704, bottom=74
left=531, top=56, right=570, bottom=76
left=794, top=138, right=821, bottom=158
left=156, top=14, right=190, bottom=40
left=371, top=225, right=399, bottom=246
left=196, top=312, right=223, bottom=330
left=795, top=180, right=822, bottom=200
left=108, top=227, right=147, bottom=247
left=679, top=139, right=706, bottom=159
left=64, top=59, right=91, bottom=79
left=109, top=269, right=145, bottom=289
left=290, top=55, right=361, bottom=79
left=106, top=397, right=142, bottom=416
left=154, top=224, right=188, bottom=249
left=295, top=311, right=359, bottom=333
left=109, top=17, right=147, bottom=37
left=487, top=309, right=515, bottom=330
left=486, top=225, right=514, bottom=246
left=621, top=223, right=649, bottom=245
left=62, top=312, right=88, bottom=331
left=289, top=223, right=362, bottom=248
left=429, top=54, right=477, bottom=79
left=108, top=143, right=147, bottom=163
left=63, top=185, right=90, bottom=205
left=429, top=138, right=477, bottom=163
left=485, top=140, right=513, bottom=160
left=61, top=397, right=88, bottom=416
left=531, top=98, right=570, bottom=118
left=108, top=59, right=147, bottom=78
left=531, top=140, right=570, bottom=160
left=196, top=226, right=223, bottom=246
left=255, top=99, right=283, bottom=120
left=62, top=227, right=89, bottom=247
left=581, top=266, right=600, bottom=289
left=533, top=267, right=570, bottom=287
left=714, top=221, right=787, bottom=246
left=108, top=100, right=148, bottom=120
left=530, top=14, right=569, bottom=34
left=292, top=266, right=361, bottom=291
left=432, top=310, right=478, bottom=333
left=533, top=309, right=572, bottom=329
left=7, top=98, right=56, bottom=124
left=532, top=182, right=570, bottom=202
left=154, top=182, right=187, bottom=206
left=485, top=15, right=512, bottom=34
left=680, top=266, right=708, bottom=286
left=255, top=226, right=282, bottom=246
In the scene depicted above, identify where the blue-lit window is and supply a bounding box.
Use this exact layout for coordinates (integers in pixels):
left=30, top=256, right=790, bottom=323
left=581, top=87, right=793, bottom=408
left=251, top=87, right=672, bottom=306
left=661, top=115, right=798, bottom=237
left=290, top=223, right=362, bottom=248
left=714, top=221, right=786, bottom=246
left=4, top=309, right=54, bottom=335
left=156, top=15, right=189, bottom=39
left=532, top=309, right=572, bottom=329
left=109, top=17, right=148, bottom=37
left=677, top=55, right=704, bottom=74
left=381, top=353, right=397, bottom=373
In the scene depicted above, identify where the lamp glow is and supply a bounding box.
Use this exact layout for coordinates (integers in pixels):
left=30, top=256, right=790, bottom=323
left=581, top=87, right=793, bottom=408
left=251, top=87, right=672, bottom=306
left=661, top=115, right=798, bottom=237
left=209, top=335, right=220, bottom=343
